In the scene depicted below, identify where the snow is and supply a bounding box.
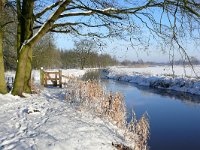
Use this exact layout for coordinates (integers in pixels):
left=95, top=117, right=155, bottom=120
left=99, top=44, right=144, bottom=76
left=108, top=65, right=200, bottom=77
left=1, top=68, right=131, bottom=150
left=0, top=88, right=127, bottom=150
left=42, top=69, right=87, bottom=77
left=106, top=66, right=200, bottom=95
left=5, top=69, right=88, bottom=85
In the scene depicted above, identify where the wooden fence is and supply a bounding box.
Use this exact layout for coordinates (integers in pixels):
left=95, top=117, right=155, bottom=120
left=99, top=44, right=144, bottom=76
left=40, top=69, right=63, bottom=87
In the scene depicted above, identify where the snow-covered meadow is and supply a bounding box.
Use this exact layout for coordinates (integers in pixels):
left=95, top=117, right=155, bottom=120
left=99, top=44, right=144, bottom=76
left=106, top=65, right=200, bottom=95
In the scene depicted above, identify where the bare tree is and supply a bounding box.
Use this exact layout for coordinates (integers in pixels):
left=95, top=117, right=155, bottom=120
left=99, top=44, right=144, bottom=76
left=74, top=39, right=96, bottom=69
left=8, top=0, right=200, bottom=96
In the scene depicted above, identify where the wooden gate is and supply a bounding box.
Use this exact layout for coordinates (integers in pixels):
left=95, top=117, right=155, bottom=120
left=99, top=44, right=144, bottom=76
left=40, top=69, right=62, bottom=88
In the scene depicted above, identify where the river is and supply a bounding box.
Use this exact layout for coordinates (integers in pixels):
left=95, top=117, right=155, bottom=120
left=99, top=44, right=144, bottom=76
left=101, top=79, right=200, bottom=150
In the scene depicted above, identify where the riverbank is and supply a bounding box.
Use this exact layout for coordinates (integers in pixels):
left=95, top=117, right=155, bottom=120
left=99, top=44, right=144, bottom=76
left=106, top=66, right=200, bottom=95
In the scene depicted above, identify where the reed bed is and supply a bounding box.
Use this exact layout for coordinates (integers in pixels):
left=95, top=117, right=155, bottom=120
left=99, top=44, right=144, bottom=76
left=64, top=78, right=149, bottom=150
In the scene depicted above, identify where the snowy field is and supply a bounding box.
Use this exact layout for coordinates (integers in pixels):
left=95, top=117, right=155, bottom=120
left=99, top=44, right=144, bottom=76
left=1, top=69, right=134, bottom=150
left=108, top=65, right=200, bottom=77
left=106, top=65, right=200, bottom=95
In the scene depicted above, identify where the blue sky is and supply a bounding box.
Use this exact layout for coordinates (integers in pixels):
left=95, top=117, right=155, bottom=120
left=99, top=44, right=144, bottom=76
left=54, top=33, right=200, bottom=63
left=52, top=1, right=200, bottom=63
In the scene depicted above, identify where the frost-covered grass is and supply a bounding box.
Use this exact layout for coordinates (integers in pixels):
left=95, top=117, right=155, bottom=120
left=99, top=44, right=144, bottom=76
left=106, top=65, right=200, bottom=95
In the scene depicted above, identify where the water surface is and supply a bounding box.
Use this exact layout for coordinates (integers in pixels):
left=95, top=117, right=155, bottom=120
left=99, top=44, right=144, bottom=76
left=101, top=79, right=200, bottom=150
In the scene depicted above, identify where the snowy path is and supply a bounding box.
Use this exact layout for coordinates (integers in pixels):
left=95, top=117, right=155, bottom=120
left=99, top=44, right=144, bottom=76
left=0, top=88, right=126, bottom=150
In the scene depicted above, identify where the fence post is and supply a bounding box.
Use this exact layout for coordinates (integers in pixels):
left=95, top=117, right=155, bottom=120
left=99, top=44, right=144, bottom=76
left=59, top=70, right=62, bottom=88
left=40, top=67, right=44, bottom=86
left=54, top=73, right=57, bottom=86
left=44, top=73, right=47, bottom=87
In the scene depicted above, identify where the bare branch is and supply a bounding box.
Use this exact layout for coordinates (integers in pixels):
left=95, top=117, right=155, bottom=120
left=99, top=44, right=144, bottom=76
left=35, top=1, right=62, bottom=19
left=52, top=22, right=109, bottom=28
left=59, top=8, right=123, bottom=20
left=49, top=29, right=70, bottom=34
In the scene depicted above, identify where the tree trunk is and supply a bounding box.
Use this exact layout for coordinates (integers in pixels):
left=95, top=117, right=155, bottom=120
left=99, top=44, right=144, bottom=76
left=16, top=0, right=21, bottom=57
left=12, top=44, right=31, bottom=96
left=0, top=0, right=7, bottom=94
left=0, top=29, right=7, bottom=94
left=15, top=0, right=34, bottom=94
left=12, top=0, right=71, bottom=96
left=22, top=0, right=34, bottom=93
left=23, top=48, right=32, bottom=93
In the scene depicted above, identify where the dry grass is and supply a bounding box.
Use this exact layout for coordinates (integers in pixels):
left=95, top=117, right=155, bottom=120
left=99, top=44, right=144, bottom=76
left=126, top=112, right=150, bottom=150
left=64, top=78, right=149, bottom=150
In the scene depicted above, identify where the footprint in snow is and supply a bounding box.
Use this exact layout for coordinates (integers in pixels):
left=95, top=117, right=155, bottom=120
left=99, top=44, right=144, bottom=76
left=15, top=122, right=21, bottom=129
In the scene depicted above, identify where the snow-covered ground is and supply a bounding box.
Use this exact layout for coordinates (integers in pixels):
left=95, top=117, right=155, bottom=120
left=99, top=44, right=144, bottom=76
left=108, top=65, right=200, bottom=77
left=5, top=69, right=88, bottom=86
left=0, top=88, right=128, bottom=150
left=1, top=69, right=134, bottom=150
left=106, top=66, right=200, bottom=95
left=32, top=69, right=88, bottom=85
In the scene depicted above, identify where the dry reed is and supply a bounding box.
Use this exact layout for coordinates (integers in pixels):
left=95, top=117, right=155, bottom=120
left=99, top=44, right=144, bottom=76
left=64, top=78, right=149, bottom=150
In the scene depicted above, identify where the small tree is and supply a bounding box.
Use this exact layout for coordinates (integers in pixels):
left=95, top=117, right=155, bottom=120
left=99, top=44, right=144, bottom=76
left=74, top=39, right=96, bottom=69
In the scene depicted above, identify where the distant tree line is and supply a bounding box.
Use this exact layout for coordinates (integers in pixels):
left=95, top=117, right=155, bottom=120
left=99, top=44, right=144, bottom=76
left=173, top=57, right=200, bottom=65
left=120, top=57, right=200, bottom=66
left=4, top=33, right=118, bottom=70
left=60, top=50, right=118, bottom=69
left=60, top=39, right=118, bottom=69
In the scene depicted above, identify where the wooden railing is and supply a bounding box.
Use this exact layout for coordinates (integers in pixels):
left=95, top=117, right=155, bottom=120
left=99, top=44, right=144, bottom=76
left=40, top=68, right=62, bottom=88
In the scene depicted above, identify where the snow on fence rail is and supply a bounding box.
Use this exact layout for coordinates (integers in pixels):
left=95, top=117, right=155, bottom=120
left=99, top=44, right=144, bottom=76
left=40, top=68, right=75, bottom=88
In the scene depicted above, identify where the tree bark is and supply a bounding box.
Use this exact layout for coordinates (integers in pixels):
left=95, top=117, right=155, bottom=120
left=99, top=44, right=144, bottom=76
left=16, top=0, right=21, bottom=56
left=15, top=0, right=34, bottom=94
left=22, top=0, right=34, bottom=93
left=12, top=44, right=31, bottom=96
left=0, top=0, right=7, bottom=94
left=0, top=29, right=7, bottom=94
left=23, top=48, right=32, bottom=93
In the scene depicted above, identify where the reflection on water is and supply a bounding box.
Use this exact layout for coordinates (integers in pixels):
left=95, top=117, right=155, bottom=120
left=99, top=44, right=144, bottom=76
left=101, top=79, right=200, bottom=150
left=134, top=83, right=200, bottom=105
left=102, top=79, right=200, bottom=105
